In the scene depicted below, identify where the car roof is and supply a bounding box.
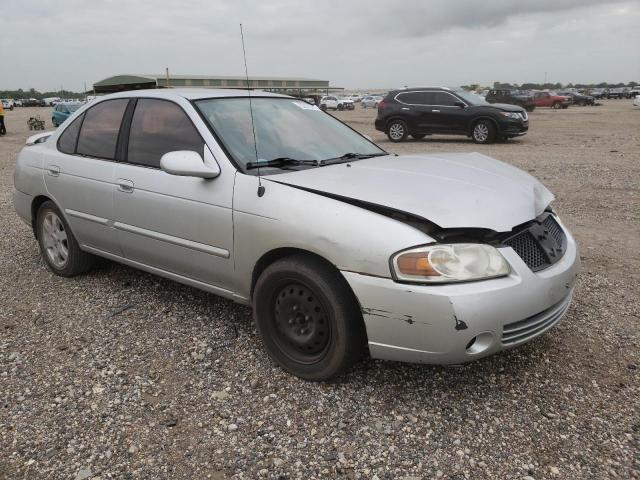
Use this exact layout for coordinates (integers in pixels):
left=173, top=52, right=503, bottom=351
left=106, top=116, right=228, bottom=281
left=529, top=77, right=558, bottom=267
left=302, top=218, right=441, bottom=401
left=97, top=88, right=290, bottom=101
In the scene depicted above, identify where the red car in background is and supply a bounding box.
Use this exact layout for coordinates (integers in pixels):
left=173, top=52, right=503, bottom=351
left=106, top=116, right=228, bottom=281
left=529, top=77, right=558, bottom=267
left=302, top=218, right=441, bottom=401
left=533, top=92, right=571, bottom=109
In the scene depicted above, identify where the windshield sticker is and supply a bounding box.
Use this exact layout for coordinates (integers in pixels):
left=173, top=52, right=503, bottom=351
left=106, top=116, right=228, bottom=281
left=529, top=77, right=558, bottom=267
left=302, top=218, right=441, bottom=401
left=292, top=101, right=320, bottom=111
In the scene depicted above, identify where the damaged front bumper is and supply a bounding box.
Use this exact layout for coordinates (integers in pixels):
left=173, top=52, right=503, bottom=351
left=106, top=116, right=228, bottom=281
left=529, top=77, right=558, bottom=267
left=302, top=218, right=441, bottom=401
left=341, top=228, right=580, bottom=365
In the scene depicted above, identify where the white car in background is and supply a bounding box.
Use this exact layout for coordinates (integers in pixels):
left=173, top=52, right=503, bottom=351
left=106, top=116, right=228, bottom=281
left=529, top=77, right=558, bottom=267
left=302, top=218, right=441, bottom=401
left=339, top=97, right=355, bottom=110
left=1, top=99, right=15, bottom=111
left=634, top=95, right=640, bottom=107
left=361, top=95, right=383, bottom=108
left=320, top=96, right=351, bottom=111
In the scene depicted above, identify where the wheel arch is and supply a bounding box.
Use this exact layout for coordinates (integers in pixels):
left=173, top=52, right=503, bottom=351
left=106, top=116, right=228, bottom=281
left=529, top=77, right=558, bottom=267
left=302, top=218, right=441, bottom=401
left=468, top=115, right=499, bottom=136
left=31, top=194, right=55, bottom=238
left=384, top=115, right=409, bottom=131
left=252, top=247, right=342, bottom=297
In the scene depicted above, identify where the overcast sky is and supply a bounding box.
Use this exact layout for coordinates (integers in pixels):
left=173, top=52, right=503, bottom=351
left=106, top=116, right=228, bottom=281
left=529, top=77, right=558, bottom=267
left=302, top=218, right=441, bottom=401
left=2, top=0, right=639, bottom=91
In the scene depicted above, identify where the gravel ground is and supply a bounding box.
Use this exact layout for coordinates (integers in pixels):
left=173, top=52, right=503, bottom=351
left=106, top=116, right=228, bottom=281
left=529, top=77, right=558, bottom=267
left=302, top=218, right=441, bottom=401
left=1, top=102, right=639, bottom=480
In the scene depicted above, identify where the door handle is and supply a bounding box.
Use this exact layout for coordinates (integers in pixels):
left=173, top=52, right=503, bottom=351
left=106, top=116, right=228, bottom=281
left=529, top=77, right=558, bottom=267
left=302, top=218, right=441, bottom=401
left=47, top=165, right=60, bottom=177
left=401, top=107, right=410, bottom=110
left=431, top=109, right=441, bottom=113
left=116, top=179, right=134, bottom=193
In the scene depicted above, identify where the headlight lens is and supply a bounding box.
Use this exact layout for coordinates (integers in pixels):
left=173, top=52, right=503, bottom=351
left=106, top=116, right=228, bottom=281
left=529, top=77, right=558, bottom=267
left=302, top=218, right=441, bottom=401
left=391, top=244, right=510, bottom=283
left=500, top=112, right=521, bottom=119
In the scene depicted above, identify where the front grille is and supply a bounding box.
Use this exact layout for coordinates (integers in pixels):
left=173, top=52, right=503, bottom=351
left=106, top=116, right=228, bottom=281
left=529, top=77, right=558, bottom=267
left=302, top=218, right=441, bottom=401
left=502, top=213, right=567, bottom=272
left=502, top=293, right=572, bottom=345
left=503, top=230, right=548, bottom=271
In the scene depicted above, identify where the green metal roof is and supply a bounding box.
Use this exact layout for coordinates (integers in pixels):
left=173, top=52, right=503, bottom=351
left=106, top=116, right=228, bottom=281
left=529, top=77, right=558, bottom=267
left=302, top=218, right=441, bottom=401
left=92, top=74, right=331, bottom=93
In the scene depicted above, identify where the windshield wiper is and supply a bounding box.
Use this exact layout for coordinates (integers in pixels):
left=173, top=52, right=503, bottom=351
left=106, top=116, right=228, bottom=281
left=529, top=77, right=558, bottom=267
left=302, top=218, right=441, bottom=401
left=319, top=152, right=387, bottom=166
left=245, top=157, right=319, bottom=170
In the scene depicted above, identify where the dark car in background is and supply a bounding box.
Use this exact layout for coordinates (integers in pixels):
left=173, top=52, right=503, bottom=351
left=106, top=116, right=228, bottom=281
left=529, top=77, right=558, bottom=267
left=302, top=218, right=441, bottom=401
left=486, top=89, right=536, bottom=112
left=375, top=87, right=528, bottom=144
left=558, top=91, right=595, bottom=106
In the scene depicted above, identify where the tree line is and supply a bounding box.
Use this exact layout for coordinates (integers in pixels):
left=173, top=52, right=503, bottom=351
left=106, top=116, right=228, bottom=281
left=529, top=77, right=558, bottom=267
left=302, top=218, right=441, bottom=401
left=0, top=88, right=85, bottom=100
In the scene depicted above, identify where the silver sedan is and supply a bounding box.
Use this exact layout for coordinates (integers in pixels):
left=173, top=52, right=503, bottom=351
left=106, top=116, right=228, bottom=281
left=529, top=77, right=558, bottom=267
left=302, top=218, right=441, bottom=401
left=13, top=89, right=580, bottom=380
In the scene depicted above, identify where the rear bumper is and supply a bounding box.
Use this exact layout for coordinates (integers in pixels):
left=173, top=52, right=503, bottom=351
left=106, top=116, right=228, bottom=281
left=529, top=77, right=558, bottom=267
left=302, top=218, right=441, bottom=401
left=341, top=223, right=580, bottom=365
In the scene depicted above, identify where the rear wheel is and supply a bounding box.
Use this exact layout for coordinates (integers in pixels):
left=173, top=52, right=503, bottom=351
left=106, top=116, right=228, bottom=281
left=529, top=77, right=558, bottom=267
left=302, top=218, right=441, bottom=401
left=36, top=201, right=95, bottom=277
left=387, top=119, right=408, bottom=142
left=471, top=120, right=496, bottom=144
left=253, top=255, right=366, bottom=381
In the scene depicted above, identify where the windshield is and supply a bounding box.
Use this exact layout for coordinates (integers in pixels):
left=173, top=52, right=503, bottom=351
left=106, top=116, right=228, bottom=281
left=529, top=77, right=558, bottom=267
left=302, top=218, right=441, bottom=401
left=454, top=90, right=488, bottom=105
left=195, top=97, right=385, bottom=173
left=66, top=103, right=82, bottom=112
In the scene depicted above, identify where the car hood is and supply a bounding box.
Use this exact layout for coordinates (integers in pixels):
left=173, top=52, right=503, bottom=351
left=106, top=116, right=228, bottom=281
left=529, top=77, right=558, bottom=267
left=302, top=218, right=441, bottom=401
left=268, top=153, right=554, bottom=232
left=488, top=103, right=528, bottom=112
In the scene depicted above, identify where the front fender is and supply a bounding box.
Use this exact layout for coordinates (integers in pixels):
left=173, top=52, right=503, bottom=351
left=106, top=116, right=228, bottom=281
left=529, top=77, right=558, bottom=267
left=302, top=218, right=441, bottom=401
left=232, top=173, right=433, bottom=299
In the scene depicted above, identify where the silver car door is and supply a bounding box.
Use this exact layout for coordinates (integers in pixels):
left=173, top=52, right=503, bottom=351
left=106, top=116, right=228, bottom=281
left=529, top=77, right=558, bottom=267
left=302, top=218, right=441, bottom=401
left=113, top=98, right=234, bottom=290
left=43, top=99, right=129, bottom=255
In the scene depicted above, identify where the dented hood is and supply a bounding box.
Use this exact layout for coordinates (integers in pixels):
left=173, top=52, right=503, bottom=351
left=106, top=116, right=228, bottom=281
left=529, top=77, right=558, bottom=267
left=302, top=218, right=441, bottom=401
left=269, top=152, right=554, bottom=232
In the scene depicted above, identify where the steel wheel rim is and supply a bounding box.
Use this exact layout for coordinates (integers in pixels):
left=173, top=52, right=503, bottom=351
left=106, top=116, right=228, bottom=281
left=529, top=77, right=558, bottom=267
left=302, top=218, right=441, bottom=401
left=42, top=212, right=69, bottom=268
left=389, top=123, right=404, bottom=140
left=474, top=123, right=489, bottom=142
left=271, top=282, right=331, bottom=364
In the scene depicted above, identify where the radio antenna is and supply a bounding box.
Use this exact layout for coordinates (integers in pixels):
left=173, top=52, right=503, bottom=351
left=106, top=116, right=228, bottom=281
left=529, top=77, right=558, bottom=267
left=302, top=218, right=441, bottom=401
left=240, top=23, right=264, bottom=197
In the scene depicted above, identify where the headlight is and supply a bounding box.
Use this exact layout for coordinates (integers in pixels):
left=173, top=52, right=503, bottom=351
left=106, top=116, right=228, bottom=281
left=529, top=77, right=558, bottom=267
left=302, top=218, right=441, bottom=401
left=500, top=112, right=521, bottom=119
left=391, top=244, right=510, bottom=284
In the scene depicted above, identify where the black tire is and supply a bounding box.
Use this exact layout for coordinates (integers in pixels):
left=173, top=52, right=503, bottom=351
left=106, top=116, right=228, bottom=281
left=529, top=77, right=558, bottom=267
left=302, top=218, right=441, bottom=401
left=411, top=134, right=427, bottom=140
left=36, top=201, right=95, bottom=277
left=253, top=255, right=366, bottom=381
left=320, top=104, right=327, bottom=111
left=386, top=119, right=408, bottom=142
left=337, top=104, right=344, bottom=111
left=471, top=119, right=496, bottom=144
left=552, top=102, right=562, bottom=109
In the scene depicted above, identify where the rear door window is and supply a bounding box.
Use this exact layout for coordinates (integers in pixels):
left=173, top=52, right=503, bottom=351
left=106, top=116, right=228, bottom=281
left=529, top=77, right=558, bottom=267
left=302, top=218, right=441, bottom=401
left=76, top=99, right=129, bottom=160
left=127, top=99, right=204, bottom=168
left=57, top=113, right=84, bottom=154
left=396, top=92, right=435, bottom=105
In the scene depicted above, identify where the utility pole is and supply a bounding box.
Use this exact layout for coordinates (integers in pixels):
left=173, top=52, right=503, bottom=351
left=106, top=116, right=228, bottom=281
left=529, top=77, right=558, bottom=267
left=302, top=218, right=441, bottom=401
left=166, top=67, right=170, bottom=88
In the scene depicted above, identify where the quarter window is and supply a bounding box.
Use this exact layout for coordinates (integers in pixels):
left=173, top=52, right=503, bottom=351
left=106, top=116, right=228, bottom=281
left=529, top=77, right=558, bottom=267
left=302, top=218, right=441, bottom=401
left=127, top=99, right=204, bottom=168
left=57, top=113, right=84, bottom=154
left=76, top=99, right=129, bottom=160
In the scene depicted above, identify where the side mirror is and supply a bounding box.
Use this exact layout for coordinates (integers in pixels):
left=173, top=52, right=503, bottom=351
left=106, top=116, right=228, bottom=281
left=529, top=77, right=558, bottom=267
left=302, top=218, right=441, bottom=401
left=160, top=150, right=220, bottom=179
left=454, top=101, right=465, bottom=108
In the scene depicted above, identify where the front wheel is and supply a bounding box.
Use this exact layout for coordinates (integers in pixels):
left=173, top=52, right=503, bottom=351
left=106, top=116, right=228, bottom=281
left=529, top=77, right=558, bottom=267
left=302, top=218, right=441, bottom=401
left=471, top=120, right=496, bottom=144
left=552, top=102, right=562, bottom=109
left=386, top=119, right=408, bottom=142
left=253, top=255, right=366, bottom=381
left=337, top=104, right=344, bottom=111
left=36, top=201, right=95, bottom=276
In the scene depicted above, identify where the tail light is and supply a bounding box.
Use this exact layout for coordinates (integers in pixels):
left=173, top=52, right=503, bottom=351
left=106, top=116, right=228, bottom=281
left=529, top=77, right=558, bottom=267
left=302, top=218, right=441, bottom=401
left=377, top=100, right=386, bottom=110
